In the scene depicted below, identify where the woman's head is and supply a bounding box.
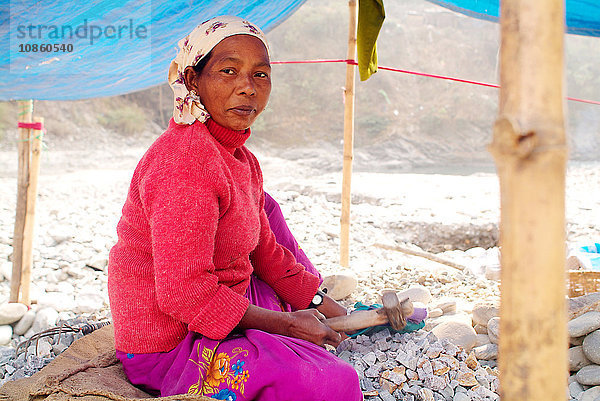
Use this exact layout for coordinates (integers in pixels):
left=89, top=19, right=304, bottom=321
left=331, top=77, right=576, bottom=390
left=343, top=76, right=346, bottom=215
left=168, top=16, right=271, bottom=128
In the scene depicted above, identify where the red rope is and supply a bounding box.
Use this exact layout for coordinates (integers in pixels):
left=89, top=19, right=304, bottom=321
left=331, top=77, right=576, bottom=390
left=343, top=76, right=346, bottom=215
left=271, top=59, right=600, bottom=106
left=17, top=122, right=44, bottom=130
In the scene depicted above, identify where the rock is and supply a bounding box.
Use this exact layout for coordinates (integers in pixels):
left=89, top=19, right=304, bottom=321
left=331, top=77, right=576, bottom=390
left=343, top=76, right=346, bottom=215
left=583, top=330, right=600, bottom=364
left=14, top=309, right=36, bottom=336
left=37, top=292, right=76, bottom=312
left=429, top=308, right=444, bottom=318
left=576, top=365, right=600, bottom=386
left=31, top=307, right=59, bottom=333
left=570, top=345, right=592, bottom=371
left=473, top=343, right=498, bottom=360
left=85, top=257, right=108, bottom=272
left=431, top=321, right=477, bottom=351
left=485, top=263, right=501, bottom=281
left=453, top=393, right=470, bottom=401
left=487, top=317, right=500, bottom=344
left=320, top=273, right=357, bottom=300
left=569, top=293, right=600, bottom=319
left=569, top=381, right=585, bottom=399
left=474, top=334, right=491, bottom=347
left=418, top=388, right=435, bottom=401
left=580, top=386, right=600, bottom=401
left=74, top=293, right=105, bottom=314
left=473, top=324, right=488, bottom=334
left=568, top=312, right=600, bottom=338
left=472, top=303, right=500, bottom=327
left=36, top=338, right=53, bottom=358
left=396, top=285, right=432, bottom=305
left=0, top=325, right=12, bottom=346
left=434, top=300, right=457, bottom=314
left=570, top=336, right=585, bottom=346
left=0, top=302, right=28, bottom=325
left=456, top=370, right=479, bottom=387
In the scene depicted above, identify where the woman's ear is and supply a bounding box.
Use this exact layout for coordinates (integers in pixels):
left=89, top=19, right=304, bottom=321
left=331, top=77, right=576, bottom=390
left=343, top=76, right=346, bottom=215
left=183, top=66, right=198, bottom=92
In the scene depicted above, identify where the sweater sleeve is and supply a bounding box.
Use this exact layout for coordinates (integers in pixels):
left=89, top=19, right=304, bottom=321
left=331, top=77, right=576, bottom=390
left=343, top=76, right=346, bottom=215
left=251, top=191, right=321, bottom=310
left=139, top=146, right=249, bottom=340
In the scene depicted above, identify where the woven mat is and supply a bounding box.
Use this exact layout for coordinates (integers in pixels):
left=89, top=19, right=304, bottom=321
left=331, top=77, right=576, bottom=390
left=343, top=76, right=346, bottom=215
left=0, top=324, right=211, bottom=401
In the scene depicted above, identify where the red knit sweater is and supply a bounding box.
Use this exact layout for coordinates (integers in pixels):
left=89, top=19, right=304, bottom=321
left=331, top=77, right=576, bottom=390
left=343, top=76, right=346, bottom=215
left=107, top=118, right=320, bottom=353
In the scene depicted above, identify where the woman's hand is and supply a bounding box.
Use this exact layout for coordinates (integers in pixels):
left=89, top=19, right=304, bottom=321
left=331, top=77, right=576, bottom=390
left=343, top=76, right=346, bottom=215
left=286, top=309, right=342, bottom=347
left=317, top=293, right=348, bottom=319
left=237, top=304, right=342, bottom=347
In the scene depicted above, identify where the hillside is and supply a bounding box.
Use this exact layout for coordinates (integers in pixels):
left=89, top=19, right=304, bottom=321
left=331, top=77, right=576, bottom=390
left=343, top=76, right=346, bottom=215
left=0, top=0, right=598, bottom=170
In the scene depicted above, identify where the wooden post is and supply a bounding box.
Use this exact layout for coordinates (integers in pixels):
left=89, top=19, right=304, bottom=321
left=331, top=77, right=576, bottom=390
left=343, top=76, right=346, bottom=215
left=340, top=0, right=357, bottom=267
left=489, top=1, right=567, bottom=400
left=20, top=117, right=44, bottom=305
left=10, top=100, right=33, bottom=303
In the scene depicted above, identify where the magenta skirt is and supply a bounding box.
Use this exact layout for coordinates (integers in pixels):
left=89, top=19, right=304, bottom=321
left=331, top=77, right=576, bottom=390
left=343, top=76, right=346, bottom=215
left=116, top=277, right=362, bottom=400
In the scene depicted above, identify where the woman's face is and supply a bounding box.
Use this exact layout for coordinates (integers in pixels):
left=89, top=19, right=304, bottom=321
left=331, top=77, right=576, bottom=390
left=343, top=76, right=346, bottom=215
left=191, top=35, right=271, bottom=131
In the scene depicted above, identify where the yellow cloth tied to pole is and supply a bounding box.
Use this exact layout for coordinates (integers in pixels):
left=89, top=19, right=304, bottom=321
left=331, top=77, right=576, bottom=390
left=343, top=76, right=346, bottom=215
left=357, top=0, right=385, bottom=81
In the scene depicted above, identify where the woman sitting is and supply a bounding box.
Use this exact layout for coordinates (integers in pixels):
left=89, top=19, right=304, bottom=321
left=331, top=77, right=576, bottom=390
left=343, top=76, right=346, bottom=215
left=107, top=16, right=362, bottom=400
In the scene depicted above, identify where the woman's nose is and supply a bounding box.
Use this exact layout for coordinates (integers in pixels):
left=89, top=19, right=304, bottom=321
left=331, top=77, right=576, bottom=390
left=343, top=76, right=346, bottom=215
left=237, top=74, right=256, bottom=96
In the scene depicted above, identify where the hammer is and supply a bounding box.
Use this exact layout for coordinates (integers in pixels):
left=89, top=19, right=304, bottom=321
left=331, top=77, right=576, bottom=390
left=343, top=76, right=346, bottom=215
left=322, top=292, right=414, bottom=332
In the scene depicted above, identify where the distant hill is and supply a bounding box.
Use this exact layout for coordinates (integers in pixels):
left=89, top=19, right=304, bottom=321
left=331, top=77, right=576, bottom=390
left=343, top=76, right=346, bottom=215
left=1, top=0, right=598, bottom=169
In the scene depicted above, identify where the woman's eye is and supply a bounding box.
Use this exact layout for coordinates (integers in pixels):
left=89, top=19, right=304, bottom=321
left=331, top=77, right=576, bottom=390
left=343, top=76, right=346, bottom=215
left=255, top=72, right=269, bottom=78
left=221, top=68, right=235, bottom=75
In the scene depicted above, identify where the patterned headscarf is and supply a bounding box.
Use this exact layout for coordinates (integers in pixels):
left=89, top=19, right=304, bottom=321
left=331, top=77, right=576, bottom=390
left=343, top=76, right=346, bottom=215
left=168, top=16, right=270, bottom=125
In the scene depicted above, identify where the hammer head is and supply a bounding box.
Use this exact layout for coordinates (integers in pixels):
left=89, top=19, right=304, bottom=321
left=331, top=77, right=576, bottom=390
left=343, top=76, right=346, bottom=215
left=381, top=291, right=414, bottom=330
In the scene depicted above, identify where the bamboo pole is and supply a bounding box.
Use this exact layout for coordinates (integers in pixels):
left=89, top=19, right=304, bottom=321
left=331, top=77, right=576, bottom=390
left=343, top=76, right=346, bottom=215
left=489, top=1, right=567, bottom=400
left=340, top=0, right=358, bottom=267
left=10, top=100, right=33, bottom=303
left=20, top=117, right=44, bottom=306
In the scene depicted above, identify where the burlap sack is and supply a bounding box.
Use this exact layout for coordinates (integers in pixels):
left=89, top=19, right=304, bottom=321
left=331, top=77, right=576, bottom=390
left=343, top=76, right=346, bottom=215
left=0, top=325, right=211, bottom=401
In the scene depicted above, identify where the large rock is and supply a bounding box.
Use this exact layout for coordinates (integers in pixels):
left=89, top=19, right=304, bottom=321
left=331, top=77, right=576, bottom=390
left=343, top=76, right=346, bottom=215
left=0, top=325, right=12, bottom=346
left=321, top=273, right=358, bottom=301
left=31, top=307, right=59, bottom=333
left=396, top=285, right=432, bottom=305
left=583, top=329, right=600, bottom=364
left=576, top=365, right=600, bottom=386
left=14, top=309, right=36, bottom=336
left=472, top=303, right=500, bottom=327
left=474, top=334, right=491, bottom=347
left=431, top=321, right=477, bottom=351
left=569, top=312, right=600, bottom=338
left=0, top=302, right=28, bottom=325
left=569, top=345, right=592, bottom=371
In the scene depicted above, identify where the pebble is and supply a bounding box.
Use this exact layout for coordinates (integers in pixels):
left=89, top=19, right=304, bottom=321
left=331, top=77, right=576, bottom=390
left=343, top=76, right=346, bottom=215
left=431, top=321, right=477, bottom=351
left=472, top=303, right=499, bottom=327
left=580, top=386, right=600, bottom=401
left=569, top=381, right=585, bottom=399
left=568, top=312, right=600, bottom=338
left=487, top=317, right=500, bottom=345
left=0, top=303, right=28, bottom=325
left=576, top=365, right=600, bottom=386
left=473, top=334, right=491, bottom=347
left=570, top=345, right=592, bottom=371
left=473, top=343, right=498, bottom=360
left=583, top=329, right=600, bottom=364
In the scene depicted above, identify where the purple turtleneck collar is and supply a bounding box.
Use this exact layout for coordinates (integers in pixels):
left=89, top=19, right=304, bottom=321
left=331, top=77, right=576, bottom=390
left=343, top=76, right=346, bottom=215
left=204, top=118, right=251, bottom=152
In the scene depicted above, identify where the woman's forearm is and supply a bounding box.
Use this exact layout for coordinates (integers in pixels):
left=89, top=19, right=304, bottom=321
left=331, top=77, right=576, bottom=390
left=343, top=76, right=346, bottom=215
left=236, top=304, right=342, bottom=347
left=237, top=304, right=292, bottom=335
left=317, top=293, right=348, bottom=319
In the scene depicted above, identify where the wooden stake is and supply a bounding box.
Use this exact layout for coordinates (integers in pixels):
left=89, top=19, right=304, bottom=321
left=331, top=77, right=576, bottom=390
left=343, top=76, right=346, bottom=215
left=340, top=0, right=357, bottom=267
left=20, top=117, right=43, bottom=305
left=489, top=1, right=567, bottom=400
left=10, top=100, right=33, bottom=303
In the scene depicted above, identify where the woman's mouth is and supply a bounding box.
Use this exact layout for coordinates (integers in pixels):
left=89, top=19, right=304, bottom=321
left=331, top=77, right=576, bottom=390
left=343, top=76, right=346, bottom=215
left=229, top=106, right=255, bottom=116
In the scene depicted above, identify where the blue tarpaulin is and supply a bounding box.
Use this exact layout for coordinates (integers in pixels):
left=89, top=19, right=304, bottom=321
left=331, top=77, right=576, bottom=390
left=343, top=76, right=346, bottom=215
left=0, top=0, right=599, bottom=101
left=0, top=0, right=307, bottom=101
left=428, top=0, right=600, bottom=37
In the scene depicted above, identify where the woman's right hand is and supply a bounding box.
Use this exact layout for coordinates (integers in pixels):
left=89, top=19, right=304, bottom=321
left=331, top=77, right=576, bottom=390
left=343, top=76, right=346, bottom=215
left=285, top=309, right=342, bottom=347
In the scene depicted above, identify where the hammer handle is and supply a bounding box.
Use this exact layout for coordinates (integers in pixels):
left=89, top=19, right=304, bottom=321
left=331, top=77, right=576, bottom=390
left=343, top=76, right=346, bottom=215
left=322, top=309, right=388, bottom=332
